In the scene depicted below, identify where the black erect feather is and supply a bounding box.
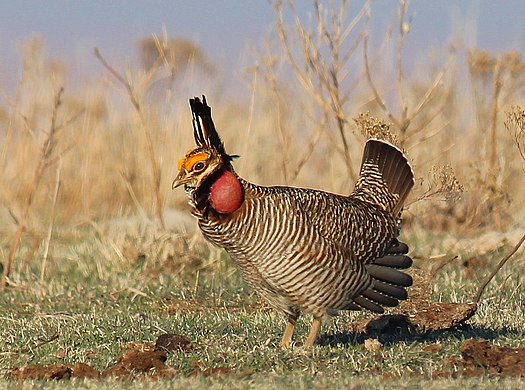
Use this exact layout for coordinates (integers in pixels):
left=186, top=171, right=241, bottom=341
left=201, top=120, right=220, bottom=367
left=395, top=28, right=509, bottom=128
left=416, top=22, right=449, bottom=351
left=189, top=95, right=238, bottom=163
left=189, top=97, right=207, bottom=146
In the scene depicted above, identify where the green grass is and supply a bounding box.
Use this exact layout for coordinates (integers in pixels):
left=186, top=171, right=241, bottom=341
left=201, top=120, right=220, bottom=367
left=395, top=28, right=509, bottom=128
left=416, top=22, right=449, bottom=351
left=1, top=223, right=525, bottom=389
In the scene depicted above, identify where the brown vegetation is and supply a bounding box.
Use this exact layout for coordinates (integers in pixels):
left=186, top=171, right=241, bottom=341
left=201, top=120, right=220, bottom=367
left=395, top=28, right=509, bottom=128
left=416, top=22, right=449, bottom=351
left=1, top=0, right=524, bottom=350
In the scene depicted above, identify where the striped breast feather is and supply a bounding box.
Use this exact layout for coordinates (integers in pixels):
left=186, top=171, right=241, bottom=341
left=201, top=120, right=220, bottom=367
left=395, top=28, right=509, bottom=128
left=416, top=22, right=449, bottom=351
left=201, top=183, right=408, bottom=315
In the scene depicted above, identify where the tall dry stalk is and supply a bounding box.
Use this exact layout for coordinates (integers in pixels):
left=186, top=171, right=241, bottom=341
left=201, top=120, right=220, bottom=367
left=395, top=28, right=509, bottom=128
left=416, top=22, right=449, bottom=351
left=40, top=159, right=61, bottom=282
left=467, top=50, right=525, bottom=227
left=363, top=0, right=454, bottom=147
left=1, top=88, right=64, bottom=288
left=504, top=105, right=525, bottom=165
left=94, top=48, right=165, bottom=229
left=273, top=0, right=371, bottom=183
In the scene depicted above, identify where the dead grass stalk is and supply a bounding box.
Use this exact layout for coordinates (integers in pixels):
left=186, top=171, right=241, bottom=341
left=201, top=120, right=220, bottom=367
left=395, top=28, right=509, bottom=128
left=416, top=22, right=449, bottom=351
left=273, top=0, right=371, bottom=182
left=1, top=88, right=65, bottom=288
left=94, top=48, right=166, bottom=229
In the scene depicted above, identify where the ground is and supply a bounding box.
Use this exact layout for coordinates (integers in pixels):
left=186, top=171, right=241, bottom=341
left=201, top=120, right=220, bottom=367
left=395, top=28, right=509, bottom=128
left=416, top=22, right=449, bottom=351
left=1, top=222, right=524, bottom=389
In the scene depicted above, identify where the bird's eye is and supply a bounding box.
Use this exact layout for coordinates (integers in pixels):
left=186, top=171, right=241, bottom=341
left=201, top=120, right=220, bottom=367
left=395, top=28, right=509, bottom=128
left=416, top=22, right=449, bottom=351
left=193, top=161, right=206, bottom=172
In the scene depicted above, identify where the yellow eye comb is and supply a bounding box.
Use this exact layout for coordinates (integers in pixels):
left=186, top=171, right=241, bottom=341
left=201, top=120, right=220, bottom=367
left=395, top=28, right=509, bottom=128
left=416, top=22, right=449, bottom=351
left=178, top=151, right=209, bottom=171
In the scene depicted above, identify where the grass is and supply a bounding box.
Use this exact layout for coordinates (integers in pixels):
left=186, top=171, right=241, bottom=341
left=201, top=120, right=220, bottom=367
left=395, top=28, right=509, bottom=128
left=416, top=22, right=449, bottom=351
left=1, top=223, right=524, bottom=388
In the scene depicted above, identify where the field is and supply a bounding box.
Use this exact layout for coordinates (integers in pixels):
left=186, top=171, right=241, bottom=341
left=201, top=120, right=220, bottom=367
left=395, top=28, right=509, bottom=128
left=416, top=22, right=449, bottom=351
left=1, top=224, right=524, bottom=388
left=1, top=1, right=525, bottom=388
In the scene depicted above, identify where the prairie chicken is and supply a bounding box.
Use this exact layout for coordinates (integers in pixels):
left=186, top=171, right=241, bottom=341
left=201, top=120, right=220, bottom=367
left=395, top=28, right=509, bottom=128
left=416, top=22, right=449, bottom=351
left=173, top=96, right=414, bottom=347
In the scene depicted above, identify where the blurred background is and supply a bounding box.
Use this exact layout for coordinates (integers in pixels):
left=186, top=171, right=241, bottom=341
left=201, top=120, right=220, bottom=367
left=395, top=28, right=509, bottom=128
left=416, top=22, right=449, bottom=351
left=1, top=1, right=525, bottom=278
left=1, top=1, right=525, bottom=95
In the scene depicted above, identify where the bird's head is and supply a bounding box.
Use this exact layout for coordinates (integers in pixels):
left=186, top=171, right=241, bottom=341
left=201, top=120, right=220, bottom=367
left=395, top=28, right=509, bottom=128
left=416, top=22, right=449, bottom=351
left=172, top=146, right=223, bottom=191
left=172, top=96, right=243, bottom=214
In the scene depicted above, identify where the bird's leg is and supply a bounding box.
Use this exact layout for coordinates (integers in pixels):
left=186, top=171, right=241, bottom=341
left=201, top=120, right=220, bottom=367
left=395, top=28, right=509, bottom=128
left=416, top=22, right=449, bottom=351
left=281, top=313, right=298, bottom=348
left=304, top=317, right=322, bottom=347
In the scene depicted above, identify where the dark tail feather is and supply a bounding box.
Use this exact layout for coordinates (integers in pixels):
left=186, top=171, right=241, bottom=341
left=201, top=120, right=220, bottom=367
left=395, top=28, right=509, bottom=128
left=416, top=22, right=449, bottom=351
left=351, top=240, right=413, bottom=313
left=352, top=296, right=385, bottom=313
left=366, top=264, right=412, bottom=287
left=372, top=280, right=408, bottom=300
left=352, top=139, right=414, bottom=215
left=386, top=240, right=409, bottom=254
left=373, top=255, right=412, bottom=268
left=361, top=289, right=399, bottom=307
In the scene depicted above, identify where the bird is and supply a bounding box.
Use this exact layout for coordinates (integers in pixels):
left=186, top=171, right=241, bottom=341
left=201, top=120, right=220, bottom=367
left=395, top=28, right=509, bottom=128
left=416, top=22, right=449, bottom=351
left=172, top=96, right=414, bottom=347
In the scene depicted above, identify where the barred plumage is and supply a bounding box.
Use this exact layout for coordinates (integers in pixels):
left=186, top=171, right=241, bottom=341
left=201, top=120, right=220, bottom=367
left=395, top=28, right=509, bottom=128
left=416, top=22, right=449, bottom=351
left=173, top=96, right=415, bottom=347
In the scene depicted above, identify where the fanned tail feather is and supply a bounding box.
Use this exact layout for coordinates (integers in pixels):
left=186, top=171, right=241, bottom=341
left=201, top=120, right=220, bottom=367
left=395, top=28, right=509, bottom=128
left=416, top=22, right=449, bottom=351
left=352, top=139, right=414, bottom=216
left=344, top=140, right=415, bottom=314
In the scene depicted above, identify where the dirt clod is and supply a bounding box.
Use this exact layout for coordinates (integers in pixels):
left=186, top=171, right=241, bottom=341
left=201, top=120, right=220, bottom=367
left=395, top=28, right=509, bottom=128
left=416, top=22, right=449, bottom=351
left=8, top=333, right=189, bottom=381
left=10, top=365, right=72, bottom=381
left=400, top=301, right=478, bottom=332
left=434, top=339, right=525, bottom=378
left=155, top=333, right=193, bottom=353
left=102, top=346, right=176, bottom=379
left=71, top=363, right=100, bottom=379
left=458, top=339, right=525, bottom=377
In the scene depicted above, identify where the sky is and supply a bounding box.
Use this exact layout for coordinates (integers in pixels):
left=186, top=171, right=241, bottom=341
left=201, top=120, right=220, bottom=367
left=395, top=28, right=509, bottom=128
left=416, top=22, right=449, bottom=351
left=1, top=1, right=524, bottom=97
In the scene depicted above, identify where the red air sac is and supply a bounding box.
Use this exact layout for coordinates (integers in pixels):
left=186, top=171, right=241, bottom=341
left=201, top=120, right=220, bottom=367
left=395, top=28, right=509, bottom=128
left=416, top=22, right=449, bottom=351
left=209, top=170, right=244, bottom=214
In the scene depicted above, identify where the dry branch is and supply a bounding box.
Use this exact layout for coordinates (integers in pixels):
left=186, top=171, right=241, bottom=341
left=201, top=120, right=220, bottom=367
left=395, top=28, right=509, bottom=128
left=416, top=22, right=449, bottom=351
left=363, top=1, right=453, bottom=146
left=273, top=0, right=370, bottom=183
left=94, top=48, right=165, bottom=229
left=504, top=105, right=525, bottom=164
left=1, top=88, right=64, bottom=288
left=472, top=232, right=525, bottom=304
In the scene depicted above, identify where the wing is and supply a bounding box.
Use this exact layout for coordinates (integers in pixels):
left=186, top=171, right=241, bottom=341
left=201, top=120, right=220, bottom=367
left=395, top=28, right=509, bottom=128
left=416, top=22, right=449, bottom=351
left=290, top=188, right=412, bottom=313
left=294, top=188, right=399, bottom=262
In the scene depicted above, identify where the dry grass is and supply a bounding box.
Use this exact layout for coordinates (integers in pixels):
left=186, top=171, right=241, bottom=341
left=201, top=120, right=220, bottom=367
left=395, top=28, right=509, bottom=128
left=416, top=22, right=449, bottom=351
left=0, top=0, right=524, bottom=285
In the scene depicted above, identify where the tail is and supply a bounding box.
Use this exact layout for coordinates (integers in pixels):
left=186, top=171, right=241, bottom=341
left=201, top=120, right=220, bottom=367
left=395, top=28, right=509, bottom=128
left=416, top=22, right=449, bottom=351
left=348, top=240, right=413, bottom=313
left=346, top=140, right=414, bottom=313
left=352, top=139, right=414, bottom=216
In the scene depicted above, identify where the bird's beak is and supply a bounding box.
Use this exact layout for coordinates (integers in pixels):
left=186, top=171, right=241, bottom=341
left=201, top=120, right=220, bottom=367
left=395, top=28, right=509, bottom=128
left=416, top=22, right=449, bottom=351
left=172, top=170, right=188, bottom=189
